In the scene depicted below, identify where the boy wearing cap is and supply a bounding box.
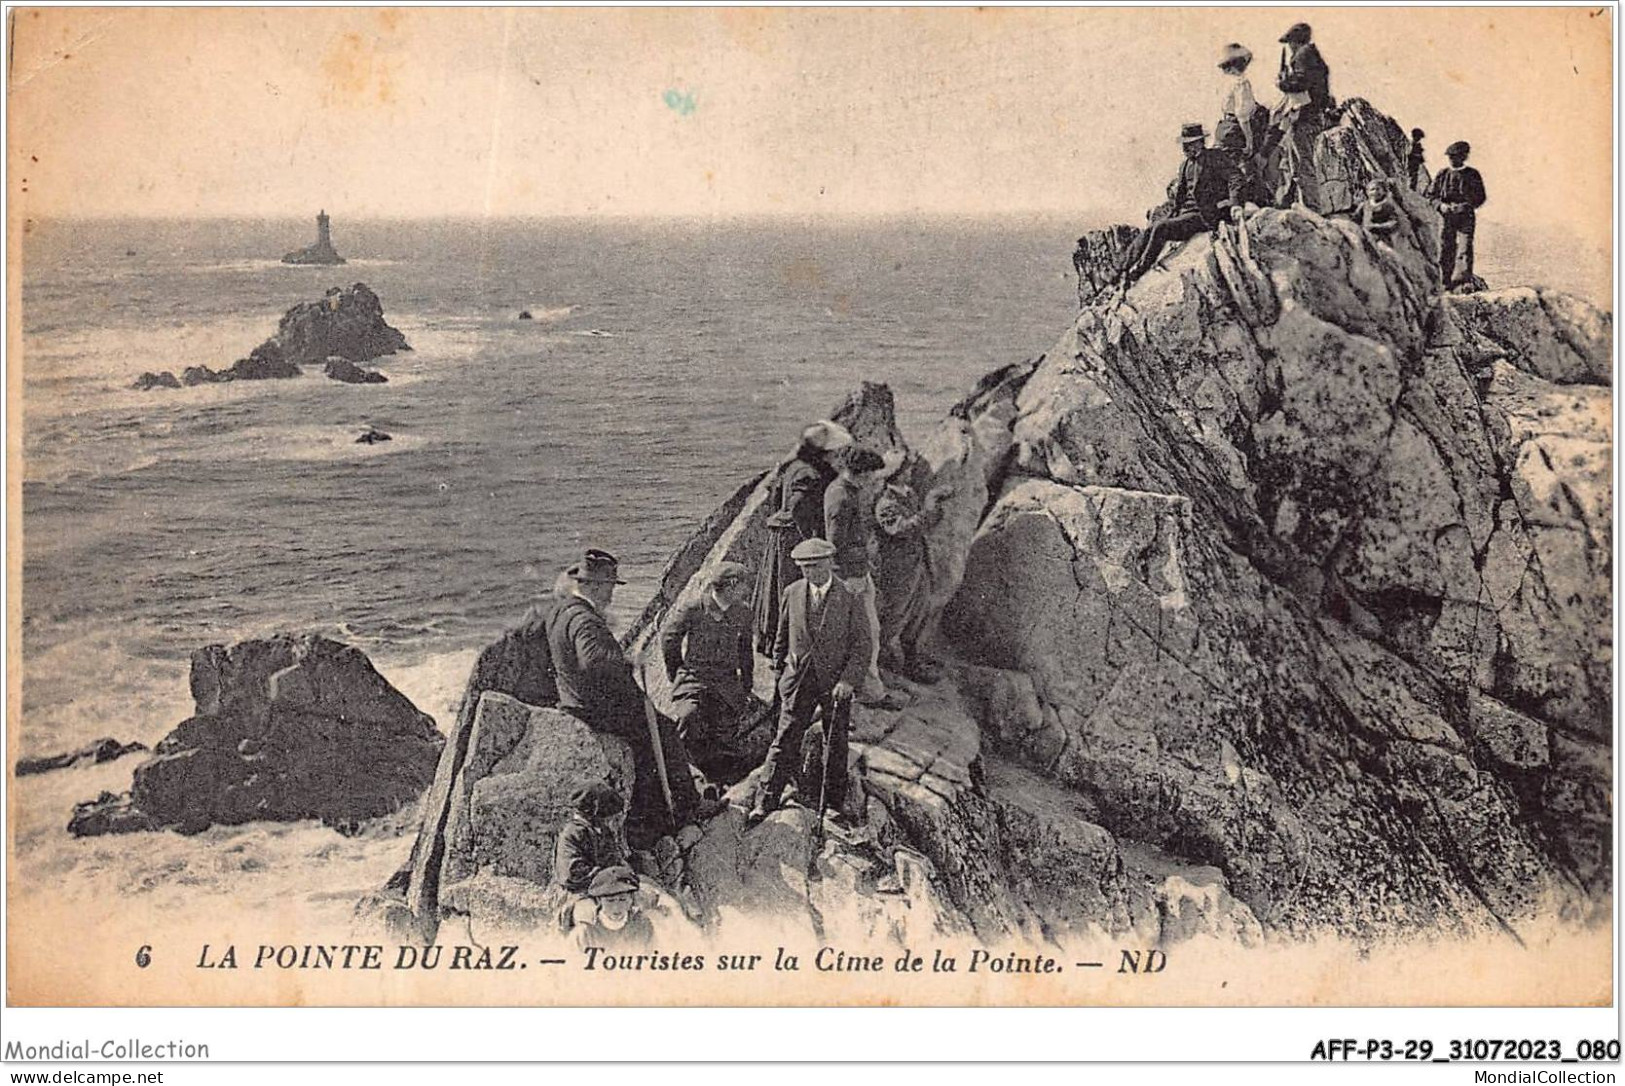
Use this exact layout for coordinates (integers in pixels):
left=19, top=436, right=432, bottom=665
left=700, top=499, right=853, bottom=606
left=660, top=562, right=756, bottom=785
left=748, top=538, right=871, bottom=826
left=1426, top=141, right=1487, bottom=287
left=573, top=865, right=655, bottom=950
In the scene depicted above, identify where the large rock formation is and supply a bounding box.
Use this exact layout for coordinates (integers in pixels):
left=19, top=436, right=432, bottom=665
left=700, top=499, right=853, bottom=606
left=372, top=97, right=1608, bottom=953
left=70, top=634, right=442, bottom=837
left=267, top=283, right=409, bottom=365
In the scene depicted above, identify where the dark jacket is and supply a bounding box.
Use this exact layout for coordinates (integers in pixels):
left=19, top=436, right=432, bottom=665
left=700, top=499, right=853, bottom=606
left=553, top=813, right=629, bottom=894
left=660, top=594, right=753, bottom=710
left=1169, top=148, right=1246, bottom=228
left=1427, top=166, right=1487, bottom=216
left=547, top=594, right=643, bottom=723
left=772, top=577, right=870, bottom=693
left=1277, top=42, right=1333, bottom=111
left=752, top=449, right=838, bottom=649
left=823, top=475, right=873, bottom=579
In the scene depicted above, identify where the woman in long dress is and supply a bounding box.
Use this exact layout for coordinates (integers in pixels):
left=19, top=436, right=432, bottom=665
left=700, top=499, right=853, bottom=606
left=1214, top=43, right=1267, bottom=206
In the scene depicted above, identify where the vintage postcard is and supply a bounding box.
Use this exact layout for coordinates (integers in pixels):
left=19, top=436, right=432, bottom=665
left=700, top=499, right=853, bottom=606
left=5, top=5, right=1614, bottom=1012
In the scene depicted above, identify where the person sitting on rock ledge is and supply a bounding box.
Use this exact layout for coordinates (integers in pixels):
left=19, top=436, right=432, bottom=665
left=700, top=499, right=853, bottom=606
left=1112, top=123, right=1245, bottom=297
left=547, top=548, right=723, bottom=845
left=555, top=780, right=631, bottom=896
left=1358, top=178, right=1403, bottom=246
left=748, top=537, right=870, bottom=828
left=752, top=420, right=853, bottom=655
left=1426, top=140, right=1487, bottom=289
left=659, top=561, right=757, bottom=789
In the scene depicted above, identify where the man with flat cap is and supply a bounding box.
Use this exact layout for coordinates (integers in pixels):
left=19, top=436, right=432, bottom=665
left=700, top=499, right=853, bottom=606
left=1114, top=123, right=1245, bottom=292
left=547, top=548, right=719, bottom=844
left=748, top=537, right=871, bottom=826
left=660, top=560, right=756, bottom=787
left=1426, top=141, right=1488, bottom=287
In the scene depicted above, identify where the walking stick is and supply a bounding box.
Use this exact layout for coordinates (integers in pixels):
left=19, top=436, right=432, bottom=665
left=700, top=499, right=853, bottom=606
left=638, top=660, right=679, bottom=828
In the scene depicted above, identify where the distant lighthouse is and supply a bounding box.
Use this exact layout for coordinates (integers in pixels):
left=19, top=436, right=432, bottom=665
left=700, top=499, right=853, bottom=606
left=282, top=209, right=346, bottom=265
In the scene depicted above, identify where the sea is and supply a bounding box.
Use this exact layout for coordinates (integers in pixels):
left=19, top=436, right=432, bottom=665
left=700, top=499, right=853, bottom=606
left=11, top=213, right=1609, bottom=939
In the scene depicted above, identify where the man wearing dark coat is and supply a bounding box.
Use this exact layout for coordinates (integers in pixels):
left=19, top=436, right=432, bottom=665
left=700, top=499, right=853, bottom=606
left=752, top=420, right=853, bottom=653
left=747, top=538, right=871, bottom=825
left=660, top=561, right=756, bottom=785
left=1264, top=22, right=1336, bottom=206
left=547, top=548, right=717, bottom=844
left=1116, top=123, right=1245, bottom=290
left=1426, top=140, right=1488, bottom=287
left=554, top=780, right=630, bottom=895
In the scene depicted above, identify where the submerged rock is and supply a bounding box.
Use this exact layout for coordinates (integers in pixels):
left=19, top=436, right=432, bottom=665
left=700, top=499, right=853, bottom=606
left=182, top=365, right=223, bottom=386
left=325, top=357, right=388, bottom=384
left=131, top=371, right=180, bottom=391
left=355, top=427, right=393, bottom=445
left=69, top=634, right=442, bottom=837
left=221, top=343, right=301, bottom=381
left=16, top=737, right=148, bottom=776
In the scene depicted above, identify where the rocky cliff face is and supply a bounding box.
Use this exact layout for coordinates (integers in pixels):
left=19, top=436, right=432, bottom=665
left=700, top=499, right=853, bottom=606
left=378, top=99, right=1609, bottom=952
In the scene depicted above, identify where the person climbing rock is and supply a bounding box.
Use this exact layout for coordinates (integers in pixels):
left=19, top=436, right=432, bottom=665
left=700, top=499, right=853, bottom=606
left=748, top=538, right=870, bottom=827
left=1407, top=128, right=1429, bottom=191
left=660, top=561, right=757, bottom=788
left=1114, top=123, right=1245, bottom=293
left=1426, top=140, right=1488, bottom=288
left=751, top=419, right=853, bottom=655
left=554, top=780, right=631, bottom=897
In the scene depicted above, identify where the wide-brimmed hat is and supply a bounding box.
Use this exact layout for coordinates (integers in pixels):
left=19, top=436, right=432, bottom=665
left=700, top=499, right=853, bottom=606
left=1218, top=43, right=1253, bottom=70
left=587, top=864, right=639, bottom=899
left=1445, top=140, right=1471, bottom=158
left=800, top=419, right=854, bottom=453
left=1279, top=22, right=1312, bottom=44
left=1179, top=123, right=1207, bottom=144
left=789, top=538, right=837, bottom=563
left=567, top=548, right=626, bottom=585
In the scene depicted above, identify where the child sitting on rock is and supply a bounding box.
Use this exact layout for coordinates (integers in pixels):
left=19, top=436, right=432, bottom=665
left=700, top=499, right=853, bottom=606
left=1358, top=178, right=1403, bottom=245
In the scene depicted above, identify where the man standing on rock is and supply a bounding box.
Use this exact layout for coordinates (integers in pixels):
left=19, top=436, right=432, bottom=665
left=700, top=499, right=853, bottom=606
left=748, top=538, right=870, bottom=826
left=872, top=451, right=951, bottom=683
left=659, top=561, right=757, bottom=788
left=1114, top=123, right=1245, bottom=294
left=547, top=548, right=721, bottom=845
left=752, top=420, right=853, bottom=654
left=1263, top=21, right=1335, bottom=207
left=1426, top=140, right=1488, bottom=288
left=824, top=444, right=906, bottom=710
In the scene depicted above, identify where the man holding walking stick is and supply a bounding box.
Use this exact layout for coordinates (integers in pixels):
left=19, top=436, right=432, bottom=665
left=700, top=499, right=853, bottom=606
left=746, top=538, right=870, bottom=828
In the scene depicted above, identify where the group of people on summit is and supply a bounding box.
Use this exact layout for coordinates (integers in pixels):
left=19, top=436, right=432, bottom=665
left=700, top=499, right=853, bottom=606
left=1110, top=21, right=1488, bottom=297
left=522, top=416, right=947, bottom=944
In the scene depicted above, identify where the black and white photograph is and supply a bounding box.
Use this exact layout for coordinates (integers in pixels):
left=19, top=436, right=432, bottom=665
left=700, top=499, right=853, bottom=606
left=4, top=4, right=1614, bottom=1024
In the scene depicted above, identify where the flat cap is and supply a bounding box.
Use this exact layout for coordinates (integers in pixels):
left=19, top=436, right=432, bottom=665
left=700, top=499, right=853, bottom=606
left=1445, top=140, right=1471, bottom=157
left=789, top=538, right=837, bottom=563
left=587, top=864, right=640, bottom=898
left=1279, top=22, right=1312, bottom=44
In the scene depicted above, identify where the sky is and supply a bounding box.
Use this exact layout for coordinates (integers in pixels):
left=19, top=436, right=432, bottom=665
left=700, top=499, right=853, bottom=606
left=6, top=6, right=1614, bottom=232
